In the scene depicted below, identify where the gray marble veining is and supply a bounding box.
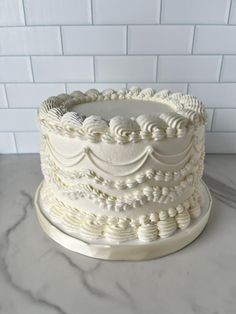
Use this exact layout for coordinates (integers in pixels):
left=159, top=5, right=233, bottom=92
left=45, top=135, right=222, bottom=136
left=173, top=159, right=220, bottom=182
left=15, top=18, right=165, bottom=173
left=0, top=154, right=236, bottom=314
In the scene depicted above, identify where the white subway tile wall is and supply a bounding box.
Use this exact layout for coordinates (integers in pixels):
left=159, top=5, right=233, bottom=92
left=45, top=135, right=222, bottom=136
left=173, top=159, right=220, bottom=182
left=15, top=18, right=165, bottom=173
left=206, top=133, right=236, bottom=154
left=0, top=0, right=25, bottom=26
left=6, top=84, right=66, bottom=108
left=0, top=0, right=236, bottom=154
left=24, top=0, right=92, bottom=25
left=212, top=109, right=236, bottom=132
left=0, top=133, right=16, bottom=153
left=230, top=0, right=236, bottom=23
left=0, top=57, right=33, bottom=82
left=127, top=83, right=188, bottom=94
left=221, top=56, right=236, bottom=82
left=0, top=109, right=37, bottom=132
left=0, top=85, right=8, bottom=108
left=188, top=83, right=236, bottom=108
left=205, top=109, right=214, bottom=132
left=0, top=27, right=62, bottom=55
left=158, top=56, right=222, bottom=82
left=128, top=26, right=194, bottom=54
left=62, top=26, right=126, bottom=55
left=67, top=83, right=126, bottom=93
left=194, top=26, right=236, bottom=54
left=93, top=0, right=161, bottom=24
left=32, top=56, right=94, bottom=82
left=161, top=0, right=231, bottom=24
left=15, top=132, right=40, bottom=153
left=95, top=56, right=157, bottom=82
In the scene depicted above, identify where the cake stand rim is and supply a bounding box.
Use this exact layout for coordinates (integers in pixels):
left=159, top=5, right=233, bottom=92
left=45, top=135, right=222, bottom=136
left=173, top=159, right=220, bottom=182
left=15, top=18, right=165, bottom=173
left=34, top=180, right=212, bottom=261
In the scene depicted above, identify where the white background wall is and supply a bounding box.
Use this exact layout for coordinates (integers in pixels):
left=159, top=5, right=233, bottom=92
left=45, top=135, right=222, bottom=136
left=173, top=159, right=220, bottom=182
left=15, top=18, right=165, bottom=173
left=0, top=0, right=236, bottom=154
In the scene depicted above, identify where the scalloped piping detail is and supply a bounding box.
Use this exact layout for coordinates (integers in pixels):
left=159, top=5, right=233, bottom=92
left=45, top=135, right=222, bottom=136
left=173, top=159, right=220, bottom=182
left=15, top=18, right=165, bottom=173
left=41, top=183, right=202, bottom=244
left=44, top=135, right=194, bottom=176
left=38, top=87, right=206, bottom=144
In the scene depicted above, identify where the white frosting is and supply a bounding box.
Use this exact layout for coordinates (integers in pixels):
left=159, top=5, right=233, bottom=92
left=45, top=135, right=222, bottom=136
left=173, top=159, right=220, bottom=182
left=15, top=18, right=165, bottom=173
left=40, top=181, right=202, bottom=243
left=46, top=173, right=195, bottom=212
left=72, top=99, right=173, bottom=118
left=61, top=112, right=84, bottom=130
left=79, top=220, right=104, bottom=241
left=62, top=214, right=81, bottom=234
left=157, top=217, right=177, bottom=239
left=39, top=87, right=206, bottom=144
left=137, top=223, right=158, bottom=242
left=38, top=87, right=207, bottom=244
left=175, top=208, right=191, bottom=230
left=41, top=154, right=197, bottom=191
left=104, top=225, right=136, bottom=244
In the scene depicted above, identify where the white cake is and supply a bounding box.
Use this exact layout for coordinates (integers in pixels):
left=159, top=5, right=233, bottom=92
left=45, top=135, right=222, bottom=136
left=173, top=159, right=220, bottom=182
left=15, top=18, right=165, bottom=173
left=35, top=87, right=212, bottom=260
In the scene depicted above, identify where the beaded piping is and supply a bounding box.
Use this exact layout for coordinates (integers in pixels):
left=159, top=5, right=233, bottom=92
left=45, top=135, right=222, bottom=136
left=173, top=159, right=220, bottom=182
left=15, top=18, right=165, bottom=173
left=41, top=183, right=202, bottom=243
left=41, top=154, right=198, bottom=190
left=43, top=170, right=195, bottom=212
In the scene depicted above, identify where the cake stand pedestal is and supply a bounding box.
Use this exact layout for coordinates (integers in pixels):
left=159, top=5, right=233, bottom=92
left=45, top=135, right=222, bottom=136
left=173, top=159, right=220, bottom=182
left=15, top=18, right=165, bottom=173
left=35, top=181, right=212, bottom=261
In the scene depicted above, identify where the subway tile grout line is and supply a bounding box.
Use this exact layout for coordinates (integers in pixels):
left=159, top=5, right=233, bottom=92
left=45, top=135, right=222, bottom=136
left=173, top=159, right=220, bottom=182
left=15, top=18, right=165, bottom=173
left=191, top=25, right=196, bottom=54
left=0, top=108, right=39, bottom=112
left=12, top=132, right=18, bottom=153
left=90, top=0, right=94, bottom=24
left=159, top=0, right=163, bottom=23
left=2, top=82, right=236, bottom=85
left=218, top=55, right=224, bottom=82
left=21, top=0, right=27, bottom=25
left=0, top=54, right=232, bottom=57
left=59, top=26, right=64, bottom=55
left=1, top=23, right=236, bottom=28
left=87, top=80, right=221, bottom=84
left=2, top=80, right=236, bottom=84
left=155, top=56, right=159, bottom=82
left=7, top=131, right=39, bottom=134
left=3, top=84, right=9, bottom=108
left=29, top=56, right=35, bottom=82
left=126, top=26, right=128, bottom=55
left=227, top=0, right=233, bottom=24
left=210, top=109, right=216, bottom=131
left=93, top=56, right=96, bottom=82
left=206, top=131, right=236, bottom=134
left=186, top=83, right=190, bottom=94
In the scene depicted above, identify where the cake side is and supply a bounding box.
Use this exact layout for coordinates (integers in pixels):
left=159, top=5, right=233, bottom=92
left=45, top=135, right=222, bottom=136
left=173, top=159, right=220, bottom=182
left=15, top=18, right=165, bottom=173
left=38, top=87, right=206, bottom=243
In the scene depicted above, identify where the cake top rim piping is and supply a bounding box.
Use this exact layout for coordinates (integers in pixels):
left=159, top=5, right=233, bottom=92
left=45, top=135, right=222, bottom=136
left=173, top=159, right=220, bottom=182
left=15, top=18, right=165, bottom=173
left=38, top=86, right=207, bottom=143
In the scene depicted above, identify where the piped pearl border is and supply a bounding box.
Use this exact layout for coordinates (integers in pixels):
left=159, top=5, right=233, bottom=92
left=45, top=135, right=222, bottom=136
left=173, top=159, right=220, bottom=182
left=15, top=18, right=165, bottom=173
left=43, top=170, right=195, bottom=212
left=41, top=153, right=198, bottom=190
left=41, top=181, right=203, bottom=244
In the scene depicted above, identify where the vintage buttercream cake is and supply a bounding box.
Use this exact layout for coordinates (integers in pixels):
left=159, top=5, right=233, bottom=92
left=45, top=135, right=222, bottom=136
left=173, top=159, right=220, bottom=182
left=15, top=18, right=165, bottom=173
left=35, top=87, right=212, bottom=260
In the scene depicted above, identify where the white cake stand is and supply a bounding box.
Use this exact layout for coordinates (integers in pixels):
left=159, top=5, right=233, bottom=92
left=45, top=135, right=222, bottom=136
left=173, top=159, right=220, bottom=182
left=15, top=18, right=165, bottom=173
left=35, top=180, right=212, bottom=261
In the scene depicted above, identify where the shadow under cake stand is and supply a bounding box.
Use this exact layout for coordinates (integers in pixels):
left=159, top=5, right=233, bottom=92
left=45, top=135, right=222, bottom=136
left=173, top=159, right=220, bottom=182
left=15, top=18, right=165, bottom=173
left=35, top=180, right=212, bottom=261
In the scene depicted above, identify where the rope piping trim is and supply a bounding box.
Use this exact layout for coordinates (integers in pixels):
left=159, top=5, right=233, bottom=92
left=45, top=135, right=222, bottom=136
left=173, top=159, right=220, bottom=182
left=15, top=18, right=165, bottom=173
left=41, top=185, right=202, bottom=243
left=43, top=170, right=196, bottom=212
left=38, top=87, right=207, bottom=144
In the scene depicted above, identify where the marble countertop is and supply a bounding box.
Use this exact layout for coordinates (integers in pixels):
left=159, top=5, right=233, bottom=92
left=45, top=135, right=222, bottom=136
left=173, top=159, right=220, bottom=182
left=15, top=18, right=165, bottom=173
left=0, top=154, right=236, bottom=314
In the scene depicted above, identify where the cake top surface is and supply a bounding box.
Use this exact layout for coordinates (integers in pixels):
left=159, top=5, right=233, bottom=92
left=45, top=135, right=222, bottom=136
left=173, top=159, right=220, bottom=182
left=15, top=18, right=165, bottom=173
left=72, top=99, right=173, bottom=119
left=38, top=87, right=207, bottom=143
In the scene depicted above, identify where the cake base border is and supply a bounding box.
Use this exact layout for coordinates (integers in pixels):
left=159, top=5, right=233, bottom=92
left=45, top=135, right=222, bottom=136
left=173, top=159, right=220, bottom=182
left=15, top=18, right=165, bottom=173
left=34, top=180, right=212, bottom=261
